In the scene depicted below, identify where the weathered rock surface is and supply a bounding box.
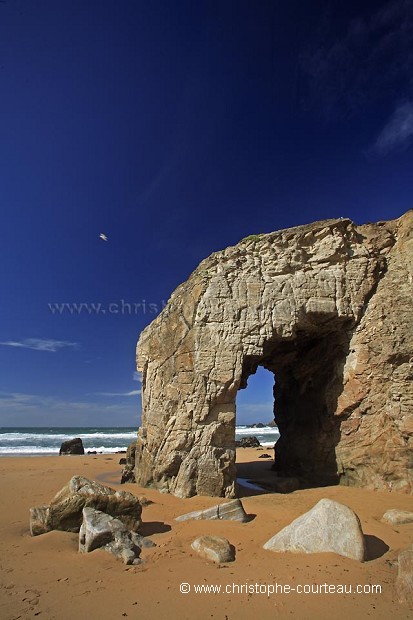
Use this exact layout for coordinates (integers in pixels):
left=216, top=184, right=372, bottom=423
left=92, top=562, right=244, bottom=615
left=382, top=509, right=413, bottom=525
left=135, top=212, right=413, bottom=497
left=121, top=441, right=137, bottom=484
left=263, top=498, right=366, bottom=561
left=175, top=499, right=248, bottom=522
left=191, top=535, right=235, bottom=563
left=29, top=476, right=142, bottom=535
left=29, top=506, right=50, bottom=537
left=59, top=438, right=84, bottom=455
left=79, top=507, right=142, bottom=565
left=396, top=544, right=413, bottom=604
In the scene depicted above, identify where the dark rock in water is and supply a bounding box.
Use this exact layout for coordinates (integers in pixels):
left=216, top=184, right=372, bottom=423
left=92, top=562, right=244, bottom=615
left=120, top=441, right=137, bottom=484
left=87, top=451, right=97, bottom=455
left=249, top=422, right=265, bottom=428
left=59, top=438, right=84, bottom=455
left=235, top=436, right=261, bottom=448
left=259, top=453, right=272, bottom=459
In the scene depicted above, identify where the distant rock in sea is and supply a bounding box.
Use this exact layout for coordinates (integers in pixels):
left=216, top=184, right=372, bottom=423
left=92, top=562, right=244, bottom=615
left=59, top=437, right=84, bottom=455
left=235, top=436, right=261, bottom=448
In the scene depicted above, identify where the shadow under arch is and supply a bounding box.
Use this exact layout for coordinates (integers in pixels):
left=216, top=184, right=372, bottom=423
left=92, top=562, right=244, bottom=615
left=236, top=321, right=352, bottom=492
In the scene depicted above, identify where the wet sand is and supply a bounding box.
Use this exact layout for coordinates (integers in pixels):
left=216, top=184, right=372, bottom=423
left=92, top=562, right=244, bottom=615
left=0, top=449, right=412, bottom=619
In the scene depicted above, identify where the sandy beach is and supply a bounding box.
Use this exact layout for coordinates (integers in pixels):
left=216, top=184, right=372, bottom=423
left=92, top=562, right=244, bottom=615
left=0, top=449, right=412, bottom=620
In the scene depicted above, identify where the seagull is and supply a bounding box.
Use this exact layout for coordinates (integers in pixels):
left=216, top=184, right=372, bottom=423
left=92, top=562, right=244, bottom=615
left=99, top=233, right=108, bottom=242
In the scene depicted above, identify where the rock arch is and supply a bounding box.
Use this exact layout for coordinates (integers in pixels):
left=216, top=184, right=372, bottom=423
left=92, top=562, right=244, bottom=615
left=134, top=213, right=413, bottom=497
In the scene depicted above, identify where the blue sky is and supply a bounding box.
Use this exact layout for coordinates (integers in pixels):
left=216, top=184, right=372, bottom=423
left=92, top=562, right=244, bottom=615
left=0, top=0, right=412, bottom=427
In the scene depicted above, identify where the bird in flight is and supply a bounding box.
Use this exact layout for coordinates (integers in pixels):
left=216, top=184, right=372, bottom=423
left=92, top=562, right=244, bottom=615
left=99, top=233, right=108, bottom=242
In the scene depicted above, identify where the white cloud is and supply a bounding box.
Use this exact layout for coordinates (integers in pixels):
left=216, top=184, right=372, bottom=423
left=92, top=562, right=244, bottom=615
left=0, top=338, right=79, bottom=352
left=370, top=101, right=413, bottom=155
left=133, top=371, right=142, bottom=383
left=96, top=390, right=141, bottom=397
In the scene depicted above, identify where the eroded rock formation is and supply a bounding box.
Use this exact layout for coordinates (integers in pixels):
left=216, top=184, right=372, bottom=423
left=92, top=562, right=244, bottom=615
left=135, top=212, right=413, bottom=497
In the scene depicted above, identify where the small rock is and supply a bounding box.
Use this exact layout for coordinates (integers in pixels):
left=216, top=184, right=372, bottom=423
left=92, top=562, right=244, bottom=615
left=191, top=536, right=235, bottom=563
left=59, top=438, right=84, bottom=455
left=258, top=454, right=272, bottom=459
left=130, top=531, right=156, bottom=549
left=79, top=508, right=141, bottom=565
left=382, top=509, right=413, bottom=525
left=396, top=544, right=413, bottom=604
left=263, top=498, right=366, bottom=562
left=137, top=496, right=152, bottom=506
left=175, top=499, right=248, bottom=523
left=79, top=507, right=117, bottom=552
left=119, top=458, right=127, bottom=465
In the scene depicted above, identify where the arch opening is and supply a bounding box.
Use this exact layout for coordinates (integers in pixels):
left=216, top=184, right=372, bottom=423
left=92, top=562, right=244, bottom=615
left=237, top=327, right=350, bottom=491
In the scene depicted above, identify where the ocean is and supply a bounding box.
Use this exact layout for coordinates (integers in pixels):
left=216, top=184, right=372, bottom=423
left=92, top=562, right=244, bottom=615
left=0, top=426, right=280, bottom=456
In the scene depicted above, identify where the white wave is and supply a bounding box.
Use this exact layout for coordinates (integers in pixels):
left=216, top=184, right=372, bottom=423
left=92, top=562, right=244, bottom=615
left=235, top=426, right=278, bottom=436
left=0, top=445, right=128, bottom=455
left=0, top=432, right=137, bottom=443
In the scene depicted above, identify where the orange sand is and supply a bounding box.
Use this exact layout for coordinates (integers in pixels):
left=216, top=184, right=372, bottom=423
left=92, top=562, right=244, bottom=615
left=0, top=449, right=412, bottom=619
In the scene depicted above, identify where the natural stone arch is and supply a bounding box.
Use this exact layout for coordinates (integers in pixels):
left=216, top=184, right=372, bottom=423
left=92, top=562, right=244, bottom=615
left=134, top=213, right=413, bottom=497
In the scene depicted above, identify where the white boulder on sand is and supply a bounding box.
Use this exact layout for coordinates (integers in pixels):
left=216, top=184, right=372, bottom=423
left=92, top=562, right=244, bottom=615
left=263, top=498, right=366, bottom=562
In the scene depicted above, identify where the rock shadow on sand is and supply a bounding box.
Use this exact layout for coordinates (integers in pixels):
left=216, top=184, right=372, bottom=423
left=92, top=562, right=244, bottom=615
left=139, top=521, right=171, bottom=536
left=364, top=535, right=389, bottom=561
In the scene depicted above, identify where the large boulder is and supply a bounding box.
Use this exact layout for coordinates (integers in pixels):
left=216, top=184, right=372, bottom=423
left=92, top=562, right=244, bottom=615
left=191, top=535, right=235, bottom=563
left=59, top=438, right=84, bottom=455
left=29, top=476, right=142, bottom=536
left=175, top=498, right=248, bottom=522
left=263, top=498, right=366, bottom=562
